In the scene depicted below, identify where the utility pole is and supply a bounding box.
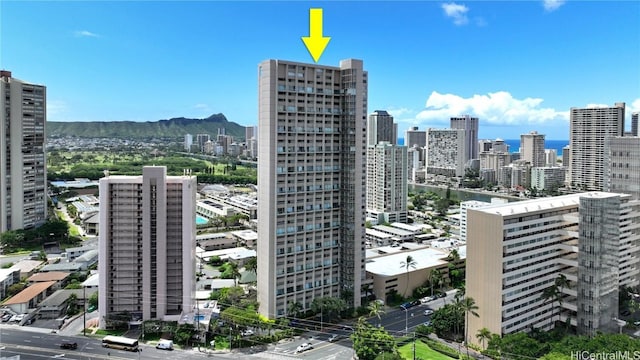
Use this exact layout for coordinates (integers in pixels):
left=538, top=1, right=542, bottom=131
left=412, top=332, right=416, bottom=360
left=83, top=286, right=86, bottom=336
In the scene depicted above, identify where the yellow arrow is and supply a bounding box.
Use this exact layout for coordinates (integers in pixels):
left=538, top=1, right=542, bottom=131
left=301, top=8, right=331, bottom=63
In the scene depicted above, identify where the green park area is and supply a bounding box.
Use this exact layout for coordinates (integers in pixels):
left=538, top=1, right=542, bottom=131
left=398, top=340, right=455, bottom=360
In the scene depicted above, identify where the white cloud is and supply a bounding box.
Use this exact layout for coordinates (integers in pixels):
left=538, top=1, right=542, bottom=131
left=543, top=0, right=565, bottom=12
left=441, top=2, right=469, bottom=26
left=415, top=91, right=568, bottom=126
left=627, top=98, right=640, bottom=113
left=74, top=30, right=100, bottom=38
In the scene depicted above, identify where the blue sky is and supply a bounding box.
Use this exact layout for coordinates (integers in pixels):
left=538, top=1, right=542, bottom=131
left=1, top=1, right=639, bottom=140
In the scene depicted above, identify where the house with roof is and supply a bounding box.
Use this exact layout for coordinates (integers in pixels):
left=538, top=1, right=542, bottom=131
left=8, top=259, right=43, bottom=279
left=27, top=271, right=70, bottom=291
left=82, top=212, right=100, bottom=235
left=2, top=281, right=56, bottom=314
left=39, top=288, right=98, bottom=319
left=64, top=245, right=96, bottom=262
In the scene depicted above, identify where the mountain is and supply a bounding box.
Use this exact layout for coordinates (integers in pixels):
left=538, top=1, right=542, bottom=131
left=46, top=113, right=246, bottom=140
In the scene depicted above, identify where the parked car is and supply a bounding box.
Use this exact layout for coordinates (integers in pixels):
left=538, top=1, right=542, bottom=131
left=241, top=329, right=254, bottom=336
left=400, top=302, right=416, bottom=310
left=1, top=314, right=11, bottom=322
left=423, top=309, right=434, bottom=316
left=296, top=343, right=313, bottom=353
left=420, top=296, right=433, bottom=304
left=60, top=341, right=77, bottom=350
left=435, top=292, right=447, bottom=299
left=423, top=320, right=432, bottom=326
left=328, top=334, right=341, bottom=342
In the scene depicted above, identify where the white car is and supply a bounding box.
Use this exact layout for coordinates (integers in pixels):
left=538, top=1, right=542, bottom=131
left=241, top=329, right=254, bottom=336
left=420, top=296, right=433, bottom=304
left=296, top=343, right=313, bottom=353
left=423, top=309, right=434, bottom=316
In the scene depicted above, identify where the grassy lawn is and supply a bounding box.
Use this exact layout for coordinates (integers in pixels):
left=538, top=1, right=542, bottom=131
left=398, top=340, right=455, bottom=360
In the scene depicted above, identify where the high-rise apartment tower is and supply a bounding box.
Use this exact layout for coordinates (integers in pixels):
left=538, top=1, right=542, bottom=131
left=450, top=115, right=479, bottom=161
left=98, top=166, right=196, bottom=328
left=520, top=131, right=546, bottom=167
left=367, top=110, right=397, bottom=146
left=569, top=103, right=625, bottom=190
left=0, top=70, right=47, bottom=232
left=257, top=59, right=367, bottom=318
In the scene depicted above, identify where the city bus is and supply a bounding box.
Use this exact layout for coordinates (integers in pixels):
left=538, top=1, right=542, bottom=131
left=101, top=335, right=139, bottom=351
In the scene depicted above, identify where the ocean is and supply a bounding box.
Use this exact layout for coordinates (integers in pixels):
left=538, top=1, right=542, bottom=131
left=397, top=138, right=569, bottom=155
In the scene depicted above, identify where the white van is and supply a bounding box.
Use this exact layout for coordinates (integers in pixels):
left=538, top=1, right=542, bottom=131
left=156, top=339, right=173, bottom=350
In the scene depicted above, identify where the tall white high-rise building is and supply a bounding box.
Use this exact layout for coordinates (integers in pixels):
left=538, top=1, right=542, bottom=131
left=367, top=110, right=397, bottom=146
left=366, top=142, right=407, bottom=224
left=520, top=131, right=546, bottom=167
left=98, top=166, right=196, bottom=328
left=184, top=134, right=193, bottom=152
left=257, top=59, right=367, bottom=318
left=544, top=149, right=557, bottom=167
left=450, top=115, right=479, bottom=160
left=605, top=136, right=640, bottom=200
left=426, top=128, right=467, bottom=177
left=0, top=70, right=47, bottom=232
left=569, top=103, right=625, bottom=190
left=245, top=125, right=258, bottom=142
left=466, top=192, right=640, bottom=344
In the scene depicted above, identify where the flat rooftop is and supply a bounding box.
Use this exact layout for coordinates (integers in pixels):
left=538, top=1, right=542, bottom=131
left=473, top=191, right=624, bottom=217
left=366, top=247, right=450, bottom=277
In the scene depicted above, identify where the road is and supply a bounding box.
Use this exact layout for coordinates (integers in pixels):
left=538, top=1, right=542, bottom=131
left=373, top=290, right=458, bottom=335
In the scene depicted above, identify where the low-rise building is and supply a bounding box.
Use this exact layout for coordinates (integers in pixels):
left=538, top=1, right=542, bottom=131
left=2, top=281, right=56, bottom=314
left=0, top=268, right=21, bottom=300
left=230, top=229, right=258, bottom=248
left=196, top=233, right=236, bottom=251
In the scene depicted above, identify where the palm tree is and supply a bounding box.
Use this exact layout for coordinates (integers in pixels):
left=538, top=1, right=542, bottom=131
left=400, top=255, right=417, bottom=298
left=367, top=301, right=386, bottom=327
left=287, top=301, right=302, bottom=319
left=430, top=269, right=443, bottom=297
left=228, top=262, right=241, bottom=286
left=540, top=285, right=560, bottom=329
left=476, top=327, right=491, bottom=350
left=245, top=257, right=257, bottom=275
left=555, top=274, right=571, bottom=324
left=460, top=296, right=480, bottom=358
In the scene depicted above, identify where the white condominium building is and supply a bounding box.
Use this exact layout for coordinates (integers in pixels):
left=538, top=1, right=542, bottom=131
left=0, top=70, right=47, bottom=232
left=257, top=59, right=367, bottom=318
left=426, top=128, right=467, bottom=178
left=569, top=102, right=625, bottom=190
left=466, top=192, right=640, bottom=345
left=98, top=166, right=196, bottom=328
left=366, top=142, right=408, bottom=224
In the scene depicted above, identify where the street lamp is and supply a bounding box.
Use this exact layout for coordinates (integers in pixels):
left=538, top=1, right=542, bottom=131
left=404, top=308, right=408, bottom=334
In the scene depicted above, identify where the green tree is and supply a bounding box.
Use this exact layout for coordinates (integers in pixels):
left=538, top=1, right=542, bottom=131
left=430, top=303, right=464, bottom=341
left=174, top=323, right=196, bottom=345
left=88, top=291, right=99, bottom=308
left=555, top=274, right=571, bottom=324
left=287, top=301, right=302, bottom=318
left=541, top=284, right=560, bottom=328
left=429, top=269, right=443, bottom=297
left=400, top=255, right=417, bottom=298
left=311, top=297, right=347, bottom=328
left=367, top=300, right=385, bottom=327
left=218, top=286, right=244, bottom=306
left=476, top=327, right=492, bottom=350
left=351, top=317, right=397, bottom=360
left=7, top=283, right=26, bottom=297
left=66, top=293, right=79, bottom=315
left=245, top=257, right=257, bottom=275
left=460, top=297, right=479, bottom=358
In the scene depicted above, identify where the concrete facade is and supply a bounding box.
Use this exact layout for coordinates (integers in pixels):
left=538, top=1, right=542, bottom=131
left=98, top=166, right=196, bottom=328
left=605, top=136, right=640, bottom=200
left=366, top=142, right=408, bottom=224
left=257, top=59, right=366, bottom=318
left=466, top=192, right=640, bottom=345
left=569, top=103, right=625, bottom=190
left=0, top=71, right=47, bottom=232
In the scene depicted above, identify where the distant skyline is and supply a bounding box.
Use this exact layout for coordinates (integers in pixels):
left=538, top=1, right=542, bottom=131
left=2, top=1, right=639, bottom=139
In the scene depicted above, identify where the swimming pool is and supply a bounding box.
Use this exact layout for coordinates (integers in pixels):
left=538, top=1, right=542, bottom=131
left=196, top=215, right=209, bottom=225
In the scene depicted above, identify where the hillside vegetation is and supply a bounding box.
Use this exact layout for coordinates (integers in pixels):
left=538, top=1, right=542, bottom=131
left=46, top=113, right=246, bottom=140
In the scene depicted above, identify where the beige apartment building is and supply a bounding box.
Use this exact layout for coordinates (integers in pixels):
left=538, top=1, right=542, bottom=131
left=98, top=166, right=196, bottom=328
left=366, top=141, right=408, bottom=224
left=520, top=131, right=546, bottom=168
left=0, top=70, right=47, bottom=232
left=257, top=59, right=367, bottom=318
left=426, top=128, right=467, bottom=178
left=467, top=192, right=640, bottom=345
